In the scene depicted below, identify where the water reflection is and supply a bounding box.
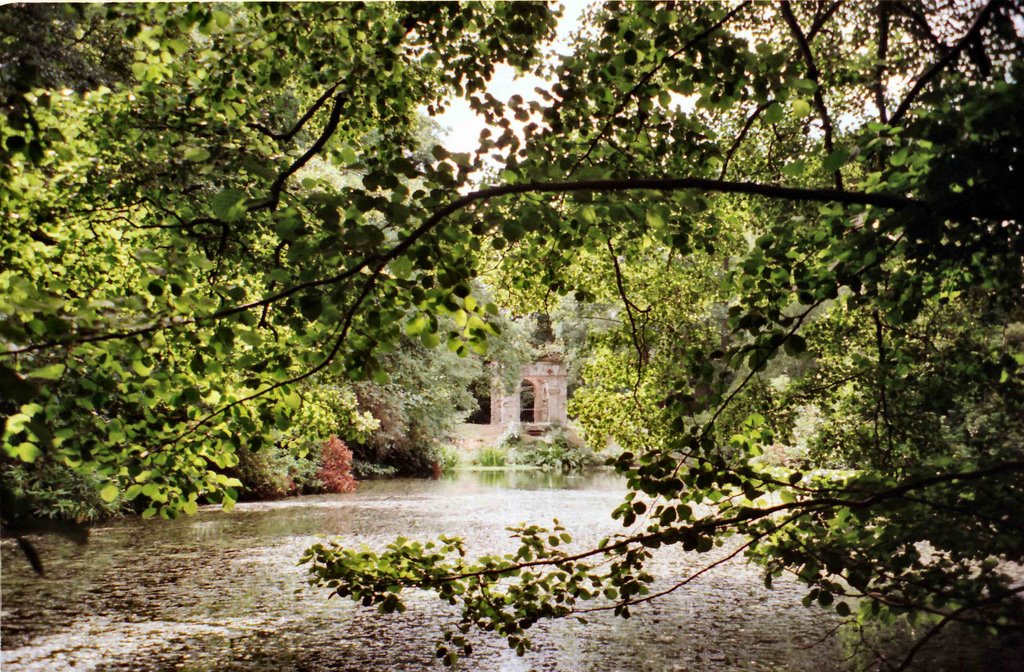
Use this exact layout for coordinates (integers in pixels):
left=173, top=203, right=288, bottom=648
left=1, top=469, right=1018, bottom=671
left=442, top=467, right=615, bottom=491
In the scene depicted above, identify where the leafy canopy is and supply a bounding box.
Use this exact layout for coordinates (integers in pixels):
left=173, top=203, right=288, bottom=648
left=2, top=1, right=1023, bottom=668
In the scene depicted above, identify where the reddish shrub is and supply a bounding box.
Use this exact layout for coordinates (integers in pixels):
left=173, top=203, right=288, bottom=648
left=318, top=435, right=358, bottom=493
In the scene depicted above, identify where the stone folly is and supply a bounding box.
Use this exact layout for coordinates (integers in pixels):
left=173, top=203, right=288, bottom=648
left=490, top=355, right=568, bottom=427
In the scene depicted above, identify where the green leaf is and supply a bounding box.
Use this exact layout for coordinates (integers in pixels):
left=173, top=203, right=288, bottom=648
left=764, top=102, right=784, bottom=124
left=406, top=314, right=428, bottom=336
left=822, top=147, right=849, bottom=172
left=784, top=335, right=807, bottom=356
left=793, top=78, right=817, bottom=93
left=27, top=363, right=65, bottom=381
left=211, top=188, right=248, bottom=222
left=13, top=442, right=41, bottom=463
left=166, top=39, right=189, bottom=56
left=645, top=210, right=665, bottom=230
left=339, top=146, right=358, bottom=164
left=781, top=160, right=805, bottom=177
left=184, top=147, right=212, bottom=163
left=100, top=484, right=120, bottom=503
left=792, top=99, right=811, bottom=118
left=390, top=257, right=414, bottom=279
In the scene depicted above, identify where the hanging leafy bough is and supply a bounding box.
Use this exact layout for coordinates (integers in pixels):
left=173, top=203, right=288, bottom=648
left=1, top=1, right=1022, bottom=669
left=2, top=1, right=558, bottom=547
left=305, top=1, right=1024, bottom=669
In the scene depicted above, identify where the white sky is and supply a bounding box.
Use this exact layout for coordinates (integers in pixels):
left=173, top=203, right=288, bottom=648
left=432, top=0, right=594, bottom=153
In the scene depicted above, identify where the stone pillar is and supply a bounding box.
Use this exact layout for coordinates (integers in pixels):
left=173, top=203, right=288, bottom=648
left=534, top=380, right=549, bottom=423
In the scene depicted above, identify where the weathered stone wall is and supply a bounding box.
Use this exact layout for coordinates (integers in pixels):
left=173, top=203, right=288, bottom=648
left=490, top=357, right=568, bottom=427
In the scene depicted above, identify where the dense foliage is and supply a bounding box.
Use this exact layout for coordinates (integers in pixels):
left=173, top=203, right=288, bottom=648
left=3, top=1, right=1023, bottom=669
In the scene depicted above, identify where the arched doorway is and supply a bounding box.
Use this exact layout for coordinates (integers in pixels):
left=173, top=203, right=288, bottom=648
left=489, top=357, right=568, bottom=427
left=520, top=380, right=536, bottom=422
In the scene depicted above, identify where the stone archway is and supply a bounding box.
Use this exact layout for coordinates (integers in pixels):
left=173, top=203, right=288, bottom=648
left=491, top=355, right=568, bottom=427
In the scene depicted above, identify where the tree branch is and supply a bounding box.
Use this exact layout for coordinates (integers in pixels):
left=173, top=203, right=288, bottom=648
left=719, top=101, right=771, bottom=179
left=888, top=2, right=948, bottom=56
left=806, top=0, right=843, bottom=42
left=1, top=176, right=922, bottom=357
left=780, top=1, right=843, bottom=190
left=873, top=1, right=890, bottom=123
left=247, top=80, right=343, bottom=142
left=250, top=92, right=348, bottom=212
left=889, top=0, right=1003, bottom=126
left=606, top=235, right=647, bottom=386
left=568, top=1, right=751, bottom=175
left=331, top=460, right=1024, bottom=587
left=894, top=584, right=1024, bottom=672
left=873, top=309, right=895, bottom=461
left=574, top=520, right=788, bottom=614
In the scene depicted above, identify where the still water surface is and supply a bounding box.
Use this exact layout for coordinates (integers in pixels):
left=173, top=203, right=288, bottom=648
left=0, top=470, right=1015, bottom=671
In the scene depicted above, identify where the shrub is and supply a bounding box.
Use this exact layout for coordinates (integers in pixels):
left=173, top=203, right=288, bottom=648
left=318, top=435, right=358, bottom=493
left=233, top=446, right=293, bottom=499
left=474, top=445, right=508, bottom=467
left=433, top=444, right=461, bottom=474
left=1, top=456, right=122, bottom=522
left=497, top=422, right=523, bottom=451
left=351, top=460, right=398, bottom=479
left=351, top=337, right=481, bottom=476
left=517, top=427, right=601, bottom=471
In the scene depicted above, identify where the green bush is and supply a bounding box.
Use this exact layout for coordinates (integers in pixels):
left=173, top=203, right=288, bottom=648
left=1, top=457, right=122, bottom=522
left=516, top=428, right=601, bottom=471
left=473, top=445, right=508, bottom=467
left=231, top=444, right=318, bottom=499
left=351, top=460, right=398, bottom=479
left=469, top=427, right=601, bottom=472
left=433, top=444, right=461, bottom=474
left=497, top=423, right=524, bottom=451
left=352, top=337, right=482, bottom=475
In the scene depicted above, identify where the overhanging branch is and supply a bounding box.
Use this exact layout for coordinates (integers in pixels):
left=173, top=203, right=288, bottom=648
left=2, top=177, right=922, bottom=357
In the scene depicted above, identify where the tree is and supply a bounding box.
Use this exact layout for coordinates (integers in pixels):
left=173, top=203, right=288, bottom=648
left=2, top=2, right=1022, bottom=669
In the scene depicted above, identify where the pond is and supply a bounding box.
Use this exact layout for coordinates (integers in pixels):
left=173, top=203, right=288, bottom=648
left=1, top=469, right=1017, bottom=671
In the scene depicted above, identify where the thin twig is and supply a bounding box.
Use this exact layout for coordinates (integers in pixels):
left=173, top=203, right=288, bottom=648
left=889, top=0, right=1003, bottom=125
left=606, top=236, right=647, bottom=381
left=719, top=101, right=771, bottom=179
left=806, top=0, right=843, bottom=42
left=780, top=1, right=843, bottom=190
left=568, top=1, right=751, bottom=176
left=874, top=2, right=890, bottom=123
